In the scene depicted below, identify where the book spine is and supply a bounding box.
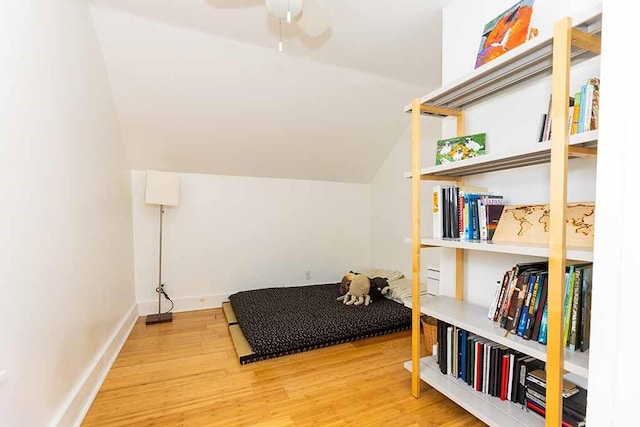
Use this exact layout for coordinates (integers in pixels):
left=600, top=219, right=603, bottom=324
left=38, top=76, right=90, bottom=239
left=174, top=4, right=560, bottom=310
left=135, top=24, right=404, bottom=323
left=563, top=268, right=576, bottom=346
left=569, top=267, right=583, bottom=351
left=522, top=272, right=543, bottom=339
left=538, top=301, right=549, bottom=344
left=583, top=83, right=594, bottom=131
left=432, top=185, right=442, bottom=239
left=577, top=84, right=587, bottom=133
left=571, top=91, right=581, bottom=134
left=516, top=273, right=537, bottom=336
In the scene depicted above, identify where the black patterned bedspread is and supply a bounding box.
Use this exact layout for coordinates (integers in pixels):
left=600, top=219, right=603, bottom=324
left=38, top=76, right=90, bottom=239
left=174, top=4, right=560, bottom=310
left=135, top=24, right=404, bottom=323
left=228, top=283, right=412, bottom=364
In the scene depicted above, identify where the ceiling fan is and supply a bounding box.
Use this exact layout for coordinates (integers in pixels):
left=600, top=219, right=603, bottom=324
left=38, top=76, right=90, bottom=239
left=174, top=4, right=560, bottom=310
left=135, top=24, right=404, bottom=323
left=264, top=0, right=331, bottom=49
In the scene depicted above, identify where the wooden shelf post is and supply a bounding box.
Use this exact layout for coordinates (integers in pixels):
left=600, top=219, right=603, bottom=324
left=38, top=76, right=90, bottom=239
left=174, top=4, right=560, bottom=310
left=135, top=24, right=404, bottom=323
left=547, top=16, right=572, bottom=427
left=411, top=98, right=422, bottom=398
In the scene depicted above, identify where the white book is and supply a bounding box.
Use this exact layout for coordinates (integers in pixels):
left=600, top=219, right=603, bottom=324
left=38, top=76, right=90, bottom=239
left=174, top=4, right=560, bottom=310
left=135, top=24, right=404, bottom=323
left=507, top=353, right=515, bottom=400
left=487, top=279, right=503, bottom=320
left=447, top=326, right=453, bottom=375
left=583, top=83, right=595, bottom=131
left=432, top=185, right=442, bottom=239
left=483, top=343, right=491, bottom=394
left=478, top=198, right=488, bottom=241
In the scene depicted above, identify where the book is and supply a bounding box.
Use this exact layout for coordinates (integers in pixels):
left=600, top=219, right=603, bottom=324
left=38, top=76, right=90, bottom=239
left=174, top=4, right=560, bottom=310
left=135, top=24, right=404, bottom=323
left=562, top=268, right=576, bottom=346
left=525, top=400, right=586, bottom=427
left=587, top=77, right=600, bottom=131
left=516, top=272, right=539, bottom=336
left=569, top=266, right=583, bottom=351
left=571, top=90, right=581, bottom=134
left=432, top=185, right=443, bottom=238
left=488, top=277, right=505, bottom=320
left=537, top=300, right=549, bottom=344
left=522, top=271, right=544, bottom=339
left=577, top=84, right=587, bottom=133
left=542, top=94, right=553, bottom=141
left=583, top=82, right=594, bottom=131
left=486, top=204, right=505, bottom=241
left=580, top=264, right=593, bottom=352
left=525, top=272, right=547, bottom=340
left=537, top=113, right=547, bottom=142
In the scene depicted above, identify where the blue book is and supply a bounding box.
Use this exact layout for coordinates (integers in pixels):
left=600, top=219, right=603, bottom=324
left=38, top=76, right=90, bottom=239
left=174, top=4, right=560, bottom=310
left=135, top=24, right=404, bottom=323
left=517, top=273, right=538, bottom=337
left=538, top=301, right=549, bottom=344
left=460, top=329, right=467, bottom=381
left=577, top=84, right=587, bottom=133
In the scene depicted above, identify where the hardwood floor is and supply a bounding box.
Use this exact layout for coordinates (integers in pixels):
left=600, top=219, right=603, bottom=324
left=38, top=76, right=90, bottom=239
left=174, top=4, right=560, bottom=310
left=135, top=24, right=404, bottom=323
left=82, top=308, right=484, bottom=427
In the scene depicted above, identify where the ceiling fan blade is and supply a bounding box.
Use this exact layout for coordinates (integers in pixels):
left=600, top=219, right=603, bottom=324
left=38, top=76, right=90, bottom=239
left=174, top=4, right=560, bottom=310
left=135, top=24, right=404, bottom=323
left=265, top=0, right=302, bottom=20
left=297, top=0, right=330, bottom=37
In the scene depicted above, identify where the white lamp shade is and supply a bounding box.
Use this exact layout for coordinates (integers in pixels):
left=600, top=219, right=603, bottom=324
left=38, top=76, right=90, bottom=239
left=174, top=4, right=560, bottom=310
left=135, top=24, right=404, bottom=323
left=145, top=170, right=180, bottom=207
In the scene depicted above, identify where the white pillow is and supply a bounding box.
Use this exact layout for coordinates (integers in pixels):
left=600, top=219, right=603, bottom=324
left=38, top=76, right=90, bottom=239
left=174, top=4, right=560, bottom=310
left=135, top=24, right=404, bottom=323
left=358, top=267, right=404, bottom=282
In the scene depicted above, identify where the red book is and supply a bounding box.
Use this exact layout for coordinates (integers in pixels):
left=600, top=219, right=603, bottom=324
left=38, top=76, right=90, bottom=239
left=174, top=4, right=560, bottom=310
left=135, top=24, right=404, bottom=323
left=500, top=354, right=509, bottom=400
left=525, top=400, right=577, bottom=427
left=475, top=341, right=483, bottom=392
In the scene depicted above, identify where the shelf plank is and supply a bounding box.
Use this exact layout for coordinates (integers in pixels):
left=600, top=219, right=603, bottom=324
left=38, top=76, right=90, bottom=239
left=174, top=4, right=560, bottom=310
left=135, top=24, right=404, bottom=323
left=403, top=10, right=601, bottom=113
left=408, top=296, right=589, bottom=378
left=404, top=356, right=544, bottom=427
left=404, top=130, right=598, bottom=178
left=404, top=237, right=593, bottom=262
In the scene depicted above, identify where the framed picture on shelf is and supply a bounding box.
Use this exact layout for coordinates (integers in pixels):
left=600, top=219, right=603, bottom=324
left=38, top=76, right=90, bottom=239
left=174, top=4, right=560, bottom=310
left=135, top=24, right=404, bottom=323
left=474, top=0, right=537, bottom=69
left=435, top=133, right=486, bottom=165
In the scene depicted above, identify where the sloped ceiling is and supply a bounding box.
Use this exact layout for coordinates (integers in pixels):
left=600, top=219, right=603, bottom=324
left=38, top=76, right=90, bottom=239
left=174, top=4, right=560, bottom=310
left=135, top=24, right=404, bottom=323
left=90, top=0, right=445, bottom=183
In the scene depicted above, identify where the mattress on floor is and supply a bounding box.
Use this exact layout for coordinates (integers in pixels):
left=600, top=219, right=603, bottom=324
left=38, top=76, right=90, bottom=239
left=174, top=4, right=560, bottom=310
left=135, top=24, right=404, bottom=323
left=228, top=283, right=412, bottom=363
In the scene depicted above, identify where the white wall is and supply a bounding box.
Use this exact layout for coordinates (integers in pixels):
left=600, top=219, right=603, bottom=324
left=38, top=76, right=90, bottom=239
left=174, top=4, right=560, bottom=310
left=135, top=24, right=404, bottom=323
left=0, top=1, right=136, bottom=426
left=370, top=119, right=442, bottom=280
left=587, top=1, right=640, bottom=424
left=131, top=171, right=370, bottom=313
left=439, top=0, right=601, bottom=305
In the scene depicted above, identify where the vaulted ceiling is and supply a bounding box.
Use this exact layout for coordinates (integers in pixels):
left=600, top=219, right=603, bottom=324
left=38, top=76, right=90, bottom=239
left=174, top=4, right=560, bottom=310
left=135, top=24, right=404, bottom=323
left=90, top=0, right=446, bottom=183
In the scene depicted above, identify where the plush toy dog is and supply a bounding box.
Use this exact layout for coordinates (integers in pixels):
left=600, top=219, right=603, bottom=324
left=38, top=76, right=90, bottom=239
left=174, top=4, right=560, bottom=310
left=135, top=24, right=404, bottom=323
left=338, top=271, right=355, bottom=297
left=368, top=277, right=391, bottom=300
left=341, top=274, right=371, bottom=306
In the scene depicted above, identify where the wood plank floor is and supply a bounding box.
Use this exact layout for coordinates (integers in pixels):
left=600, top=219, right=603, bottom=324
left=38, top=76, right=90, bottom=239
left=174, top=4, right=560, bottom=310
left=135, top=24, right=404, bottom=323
left=82, top=308, right=485, bottom=426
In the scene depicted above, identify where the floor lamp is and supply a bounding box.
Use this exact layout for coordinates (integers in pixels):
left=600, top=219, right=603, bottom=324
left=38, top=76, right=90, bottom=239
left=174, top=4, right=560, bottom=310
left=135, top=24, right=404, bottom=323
left=144, top=170, right=180, bottom=325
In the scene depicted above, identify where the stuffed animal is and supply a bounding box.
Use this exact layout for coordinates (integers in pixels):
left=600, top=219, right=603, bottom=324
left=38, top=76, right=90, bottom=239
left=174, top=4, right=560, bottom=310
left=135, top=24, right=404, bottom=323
left=341, top=274, right=371, bottom=306
left=368, top=277, right=390, bottom=300
left=338, top=271, right=355, bottom=297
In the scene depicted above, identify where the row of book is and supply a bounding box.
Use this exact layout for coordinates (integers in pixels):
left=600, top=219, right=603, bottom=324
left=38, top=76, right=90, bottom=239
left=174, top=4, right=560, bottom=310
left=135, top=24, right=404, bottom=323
left=525, top=368, right=587, bottom=427
left=537, top=77, right=600, bottom=142
left=436, top=320, right=588, bottom=427
left=436, top=320, right=544, bottom=404
left=487, top=261, right=593, bottom=352
left=432, top=185, right=505, bottom=241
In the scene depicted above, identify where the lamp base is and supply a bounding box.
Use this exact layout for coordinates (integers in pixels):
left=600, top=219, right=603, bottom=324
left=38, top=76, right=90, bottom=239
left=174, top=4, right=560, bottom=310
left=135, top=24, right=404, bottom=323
left=145, top=312, right=173, bottom=325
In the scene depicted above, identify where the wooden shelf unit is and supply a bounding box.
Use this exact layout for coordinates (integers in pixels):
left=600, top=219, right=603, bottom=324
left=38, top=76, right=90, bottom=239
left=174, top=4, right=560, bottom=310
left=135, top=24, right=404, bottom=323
left=406, top=11, right=601, bottom=427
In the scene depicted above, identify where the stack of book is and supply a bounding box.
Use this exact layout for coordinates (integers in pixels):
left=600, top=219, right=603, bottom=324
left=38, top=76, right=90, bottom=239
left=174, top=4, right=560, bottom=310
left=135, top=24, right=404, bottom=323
left=432, top=185, right=505, bottom=241
left=436, top=320, right=544, bottom=405
left=537, top=77, right=600, bottom=142
left=487, top=261, right=593, bottom=351
left=525, top=369, right=587, bottom=427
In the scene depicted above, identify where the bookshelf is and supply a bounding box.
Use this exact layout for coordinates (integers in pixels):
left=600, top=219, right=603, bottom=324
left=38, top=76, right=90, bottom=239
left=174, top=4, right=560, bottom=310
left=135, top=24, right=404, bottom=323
left=406, top=9, right=601, bottom=427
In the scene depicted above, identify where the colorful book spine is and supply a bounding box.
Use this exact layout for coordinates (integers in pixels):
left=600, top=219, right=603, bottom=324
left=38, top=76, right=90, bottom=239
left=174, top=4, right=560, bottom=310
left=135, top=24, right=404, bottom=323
left=571, top=90, right=581, bottom=134
left=563, top=267, right=576, bottom=346
left=433, top=185, right=442, bottom=239
left=577, top=84, right=587, bottom=133
left=538, top=301, right=549, bottom=345
left=569, top=267, right=583, bottom=351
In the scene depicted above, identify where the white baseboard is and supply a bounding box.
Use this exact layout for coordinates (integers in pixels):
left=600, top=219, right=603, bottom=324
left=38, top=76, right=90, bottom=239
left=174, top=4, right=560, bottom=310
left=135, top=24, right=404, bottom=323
left=137, top=293, right=230, bottom=316
left=51, top=304, right=138, bottom=427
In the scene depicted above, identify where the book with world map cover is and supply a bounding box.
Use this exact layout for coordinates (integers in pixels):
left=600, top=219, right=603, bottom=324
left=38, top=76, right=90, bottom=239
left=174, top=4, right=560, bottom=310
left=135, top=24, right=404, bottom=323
left=491, top=202, right=595, bottom=248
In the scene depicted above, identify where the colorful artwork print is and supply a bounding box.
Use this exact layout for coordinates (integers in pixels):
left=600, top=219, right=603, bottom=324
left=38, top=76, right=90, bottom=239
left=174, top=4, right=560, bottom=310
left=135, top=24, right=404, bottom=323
left=475, top=0, right=535, bottom=69
left=435, top=133, right=486, bottom=165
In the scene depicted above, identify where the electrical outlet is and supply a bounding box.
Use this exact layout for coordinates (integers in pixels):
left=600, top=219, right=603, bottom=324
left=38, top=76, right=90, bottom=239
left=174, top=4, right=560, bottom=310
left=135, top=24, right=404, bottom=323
left=305, top=270, right=312, bottom=281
